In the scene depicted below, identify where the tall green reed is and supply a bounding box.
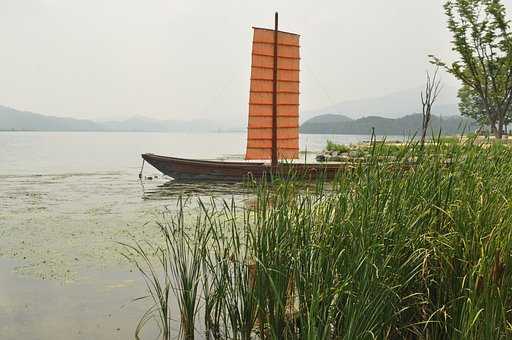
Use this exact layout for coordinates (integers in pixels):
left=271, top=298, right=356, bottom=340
left=127, top=137, right=512, bottom=339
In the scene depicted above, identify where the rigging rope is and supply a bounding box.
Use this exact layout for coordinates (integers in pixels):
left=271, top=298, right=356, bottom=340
left=199, top=68, right=240, bottom=125
left=303, top=60, right=338, bottom=110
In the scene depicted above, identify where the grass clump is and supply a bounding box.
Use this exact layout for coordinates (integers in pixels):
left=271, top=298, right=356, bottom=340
left=326, top=140, right=351, bottom=153
left=126, top=138, right=512, bottom=339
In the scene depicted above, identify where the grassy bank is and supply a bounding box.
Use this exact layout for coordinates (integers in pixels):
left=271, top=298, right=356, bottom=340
left=317, top=136, right=512, bottom=162
left=125, top=138, right=512, bottom=339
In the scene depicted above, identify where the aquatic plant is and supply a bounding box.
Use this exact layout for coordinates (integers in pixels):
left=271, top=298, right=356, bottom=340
left=127, top=137, right=512, bottom=339
left=122, top=199, right=208, bottom=340
left=325, top=140, right=351, bottom=154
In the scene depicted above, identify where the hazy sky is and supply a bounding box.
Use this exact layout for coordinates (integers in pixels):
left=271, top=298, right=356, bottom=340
left=1, top=0, right=511, bottom=123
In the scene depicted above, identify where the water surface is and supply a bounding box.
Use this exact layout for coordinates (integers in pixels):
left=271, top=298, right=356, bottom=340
left=0, top=131, right=399, bottom=339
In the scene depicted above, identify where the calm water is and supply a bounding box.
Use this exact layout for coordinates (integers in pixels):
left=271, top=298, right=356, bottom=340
left=0, top=131, right=399, bottom=339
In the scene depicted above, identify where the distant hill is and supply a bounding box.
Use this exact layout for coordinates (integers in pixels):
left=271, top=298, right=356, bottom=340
left=298, top=114, right=354, bottom=132
left=300, top=113, right=477, bottom=136
left=0, top=105, right=104, bottom=131
left=301, top=86, right=460, bottom=122
left=0, top=105, right=234, bottom=132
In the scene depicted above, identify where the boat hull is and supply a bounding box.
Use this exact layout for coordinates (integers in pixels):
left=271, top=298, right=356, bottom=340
left=141, top=153, right=344, bottom=181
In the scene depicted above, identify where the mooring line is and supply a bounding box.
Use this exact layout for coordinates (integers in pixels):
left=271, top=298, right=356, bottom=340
left=138, top=159, right=145, bottom=179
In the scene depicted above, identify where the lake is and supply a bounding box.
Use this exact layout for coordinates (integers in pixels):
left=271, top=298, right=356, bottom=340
left=0, top=131, right=401, bottom=339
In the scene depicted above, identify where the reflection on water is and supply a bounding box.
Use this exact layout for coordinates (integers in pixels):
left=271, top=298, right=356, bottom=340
left=141, top=179, right=251, bottom=200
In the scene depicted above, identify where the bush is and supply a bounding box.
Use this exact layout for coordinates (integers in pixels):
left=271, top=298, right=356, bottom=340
left=325, top=140, right=350, bottom=153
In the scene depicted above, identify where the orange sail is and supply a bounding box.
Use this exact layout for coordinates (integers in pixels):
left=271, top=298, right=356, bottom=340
left=245, top=27, right=300, bottom=160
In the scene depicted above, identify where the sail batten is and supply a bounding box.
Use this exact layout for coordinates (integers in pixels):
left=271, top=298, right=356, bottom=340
left=245, top=27, right=300, bottom=161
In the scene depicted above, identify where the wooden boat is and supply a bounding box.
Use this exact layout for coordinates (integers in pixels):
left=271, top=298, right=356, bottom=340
left=142, top=13, right=344, bottom=181
left=141, top=154, right=346, bottom=181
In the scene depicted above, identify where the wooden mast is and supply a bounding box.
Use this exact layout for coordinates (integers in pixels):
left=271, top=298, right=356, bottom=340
left=271, top=12, right=279, bottom=167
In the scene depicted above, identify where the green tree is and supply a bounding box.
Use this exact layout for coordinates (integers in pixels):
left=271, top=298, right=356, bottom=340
left=431, top=0, right=512, bottom=139
left=458, top=84, right=485, bottom=123
left=458, top=84, right=512, bottom=132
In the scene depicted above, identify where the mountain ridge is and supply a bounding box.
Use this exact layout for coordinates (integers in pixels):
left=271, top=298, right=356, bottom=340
left=1, top=83, right=464, bottom=133
left=300, top=113, right=476, bottom=135
left=0, top=105, right=237, bottom=132
left=0, top=105, right=104, bottom=131
left=301, top=86, right=460, bottom=122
